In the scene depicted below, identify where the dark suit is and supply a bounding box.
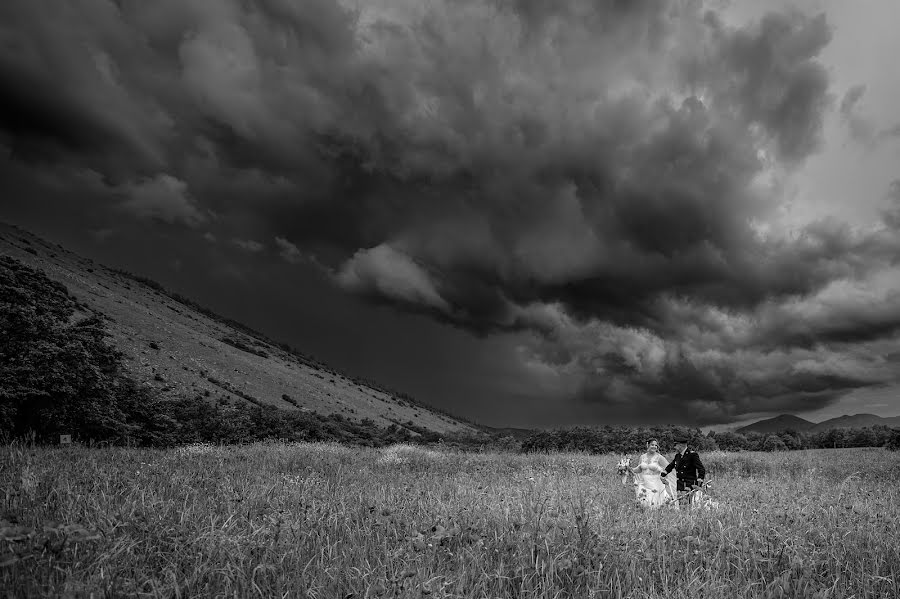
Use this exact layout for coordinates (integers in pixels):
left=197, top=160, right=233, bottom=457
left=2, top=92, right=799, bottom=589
left=663, top=449, right=706, bottom=491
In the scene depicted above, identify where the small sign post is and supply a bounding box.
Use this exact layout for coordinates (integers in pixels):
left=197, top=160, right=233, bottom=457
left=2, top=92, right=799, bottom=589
left=60, top=434, right=72, bottom=446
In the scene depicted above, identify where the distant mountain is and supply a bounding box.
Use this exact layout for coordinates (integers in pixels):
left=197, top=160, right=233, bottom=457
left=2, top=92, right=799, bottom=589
left=809, top=413, right=900, bottom=432
left=736, top=414, right=814, bottom=434
left=737, top=412, right=900, bottom=434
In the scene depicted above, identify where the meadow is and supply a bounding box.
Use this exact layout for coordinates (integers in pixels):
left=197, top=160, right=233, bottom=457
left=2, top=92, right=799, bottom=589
left=1, top=443, right=898, bottom=598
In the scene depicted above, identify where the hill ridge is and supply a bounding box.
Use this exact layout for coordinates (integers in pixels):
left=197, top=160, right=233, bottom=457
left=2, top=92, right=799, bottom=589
left=738, top=412, right=900, bottom=434
left=0, top=222, right=476, bottom=436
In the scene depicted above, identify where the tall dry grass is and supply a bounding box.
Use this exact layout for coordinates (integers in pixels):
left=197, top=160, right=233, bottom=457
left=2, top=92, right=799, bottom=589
left=1, top=443, right=897, bottom=598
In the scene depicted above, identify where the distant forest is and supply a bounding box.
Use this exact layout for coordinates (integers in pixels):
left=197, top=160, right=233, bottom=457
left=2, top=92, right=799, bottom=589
left=519, top=425, right=900, bottom=454
left=2, top=255, right=899, bottom=452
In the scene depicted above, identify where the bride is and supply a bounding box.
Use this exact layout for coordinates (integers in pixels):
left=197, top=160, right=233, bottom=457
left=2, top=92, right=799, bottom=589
left=629, top=439, right=677, bottom=508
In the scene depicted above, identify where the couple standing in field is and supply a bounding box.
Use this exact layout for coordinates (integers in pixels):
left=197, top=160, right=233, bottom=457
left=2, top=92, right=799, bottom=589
left=627, top=437, right=706, bottom=508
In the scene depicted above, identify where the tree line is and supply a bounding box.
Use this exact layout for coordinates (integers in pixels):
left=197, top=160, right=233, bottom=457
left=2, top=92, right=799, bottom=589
left=519, top=425, right=900, bottom=453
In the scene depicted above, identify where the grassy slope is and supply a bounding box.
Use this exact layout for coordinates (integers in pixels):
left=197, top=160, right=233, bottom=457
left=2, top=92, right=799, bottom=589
left=2, top=445, right=898, bottom=598
left=0, top=223, right=475, bottom=435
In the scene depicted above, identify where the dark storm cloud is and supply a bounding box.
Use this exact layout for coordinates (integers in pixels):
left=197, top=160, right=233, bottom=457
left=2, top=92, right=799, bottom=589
left=0, top=1, right=170, bottom=178
left=0, top=54, right=128, bottom=161
left=697, top=10, right=832, bottom=163
left=2, top=0, right=898, bottom=424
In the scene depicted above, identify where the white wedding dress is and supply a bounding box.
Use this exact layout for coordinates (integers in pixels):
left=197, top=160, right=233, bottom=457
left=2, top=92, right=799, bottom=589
left=632, top=453, right=678, bottom=508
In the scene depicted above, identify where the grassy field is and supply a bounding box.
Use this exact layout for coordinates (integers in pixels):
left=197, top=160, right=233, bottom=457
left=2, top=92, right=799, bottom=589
left=1, top=443, right=898, bottom=598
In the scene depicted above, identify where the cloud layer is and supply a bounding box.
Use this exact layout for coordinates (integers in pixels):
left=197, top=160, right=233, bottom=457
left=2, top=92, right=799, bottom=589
left=2, top=0, right=899, bottom=423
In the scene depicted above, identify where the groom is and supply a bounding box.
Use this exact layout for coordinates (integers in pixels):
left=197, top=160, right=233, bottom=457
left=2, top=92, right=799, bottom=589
left=661, top=436, right=706, bottom=506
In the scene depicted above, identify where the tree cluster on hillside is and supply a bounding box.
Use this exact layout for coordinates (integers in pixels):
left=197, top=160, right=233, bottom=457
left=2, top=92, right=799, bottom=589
left=0, top=256, right=133, bottom=442
left=520, top=425, right=900, bottom=454
left=118, top=389, right=450, bottom=448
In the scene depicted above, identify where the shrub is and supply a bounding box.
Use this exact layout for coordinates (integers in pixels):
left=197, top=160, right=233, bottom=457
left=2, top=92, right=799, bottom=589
left=886, top=429, right=900, bottom=451
left=220, top=336, right=268, bottom=358
left=763, top=434, right=787, bottom=452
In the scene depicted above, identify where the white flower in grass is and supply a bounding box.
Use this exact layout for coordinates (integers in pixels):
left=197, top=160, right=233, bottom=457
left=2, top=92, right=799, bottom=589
left=174, top=442, right=216, bottom=456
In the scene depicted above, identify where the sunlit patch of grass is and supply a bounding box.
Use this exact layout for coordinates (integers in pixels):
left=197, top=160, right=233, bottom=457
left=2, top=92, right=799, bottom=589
left=1, top=443, right=898, bottom=598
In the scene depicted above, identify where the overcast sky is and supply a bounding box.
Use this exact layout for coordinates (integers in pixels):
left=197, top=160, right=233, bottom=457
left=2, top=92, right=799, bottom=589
left=2, top=0, right=899, bottom=428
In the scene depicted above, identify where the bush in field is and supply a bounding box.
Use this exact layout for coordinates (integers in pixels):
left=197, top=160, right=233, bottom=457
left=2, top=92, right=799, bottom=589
left=762, top=434, right=787, bottom=452
left=886, top=428, right=900, bottom=451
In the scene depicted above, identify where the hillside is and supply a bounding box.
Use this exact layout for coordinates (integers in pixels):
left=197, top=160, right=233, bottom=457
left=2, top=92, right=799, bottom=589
left=736, top=414, right=814, bottom=434
left=0, top=223, right=475, bottom=436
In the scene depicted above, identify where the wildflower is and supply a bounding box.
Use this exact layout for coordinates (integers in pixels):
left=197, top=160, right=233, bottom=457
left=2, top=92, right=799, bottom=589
left=174, top=442, right=215, bottom=456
